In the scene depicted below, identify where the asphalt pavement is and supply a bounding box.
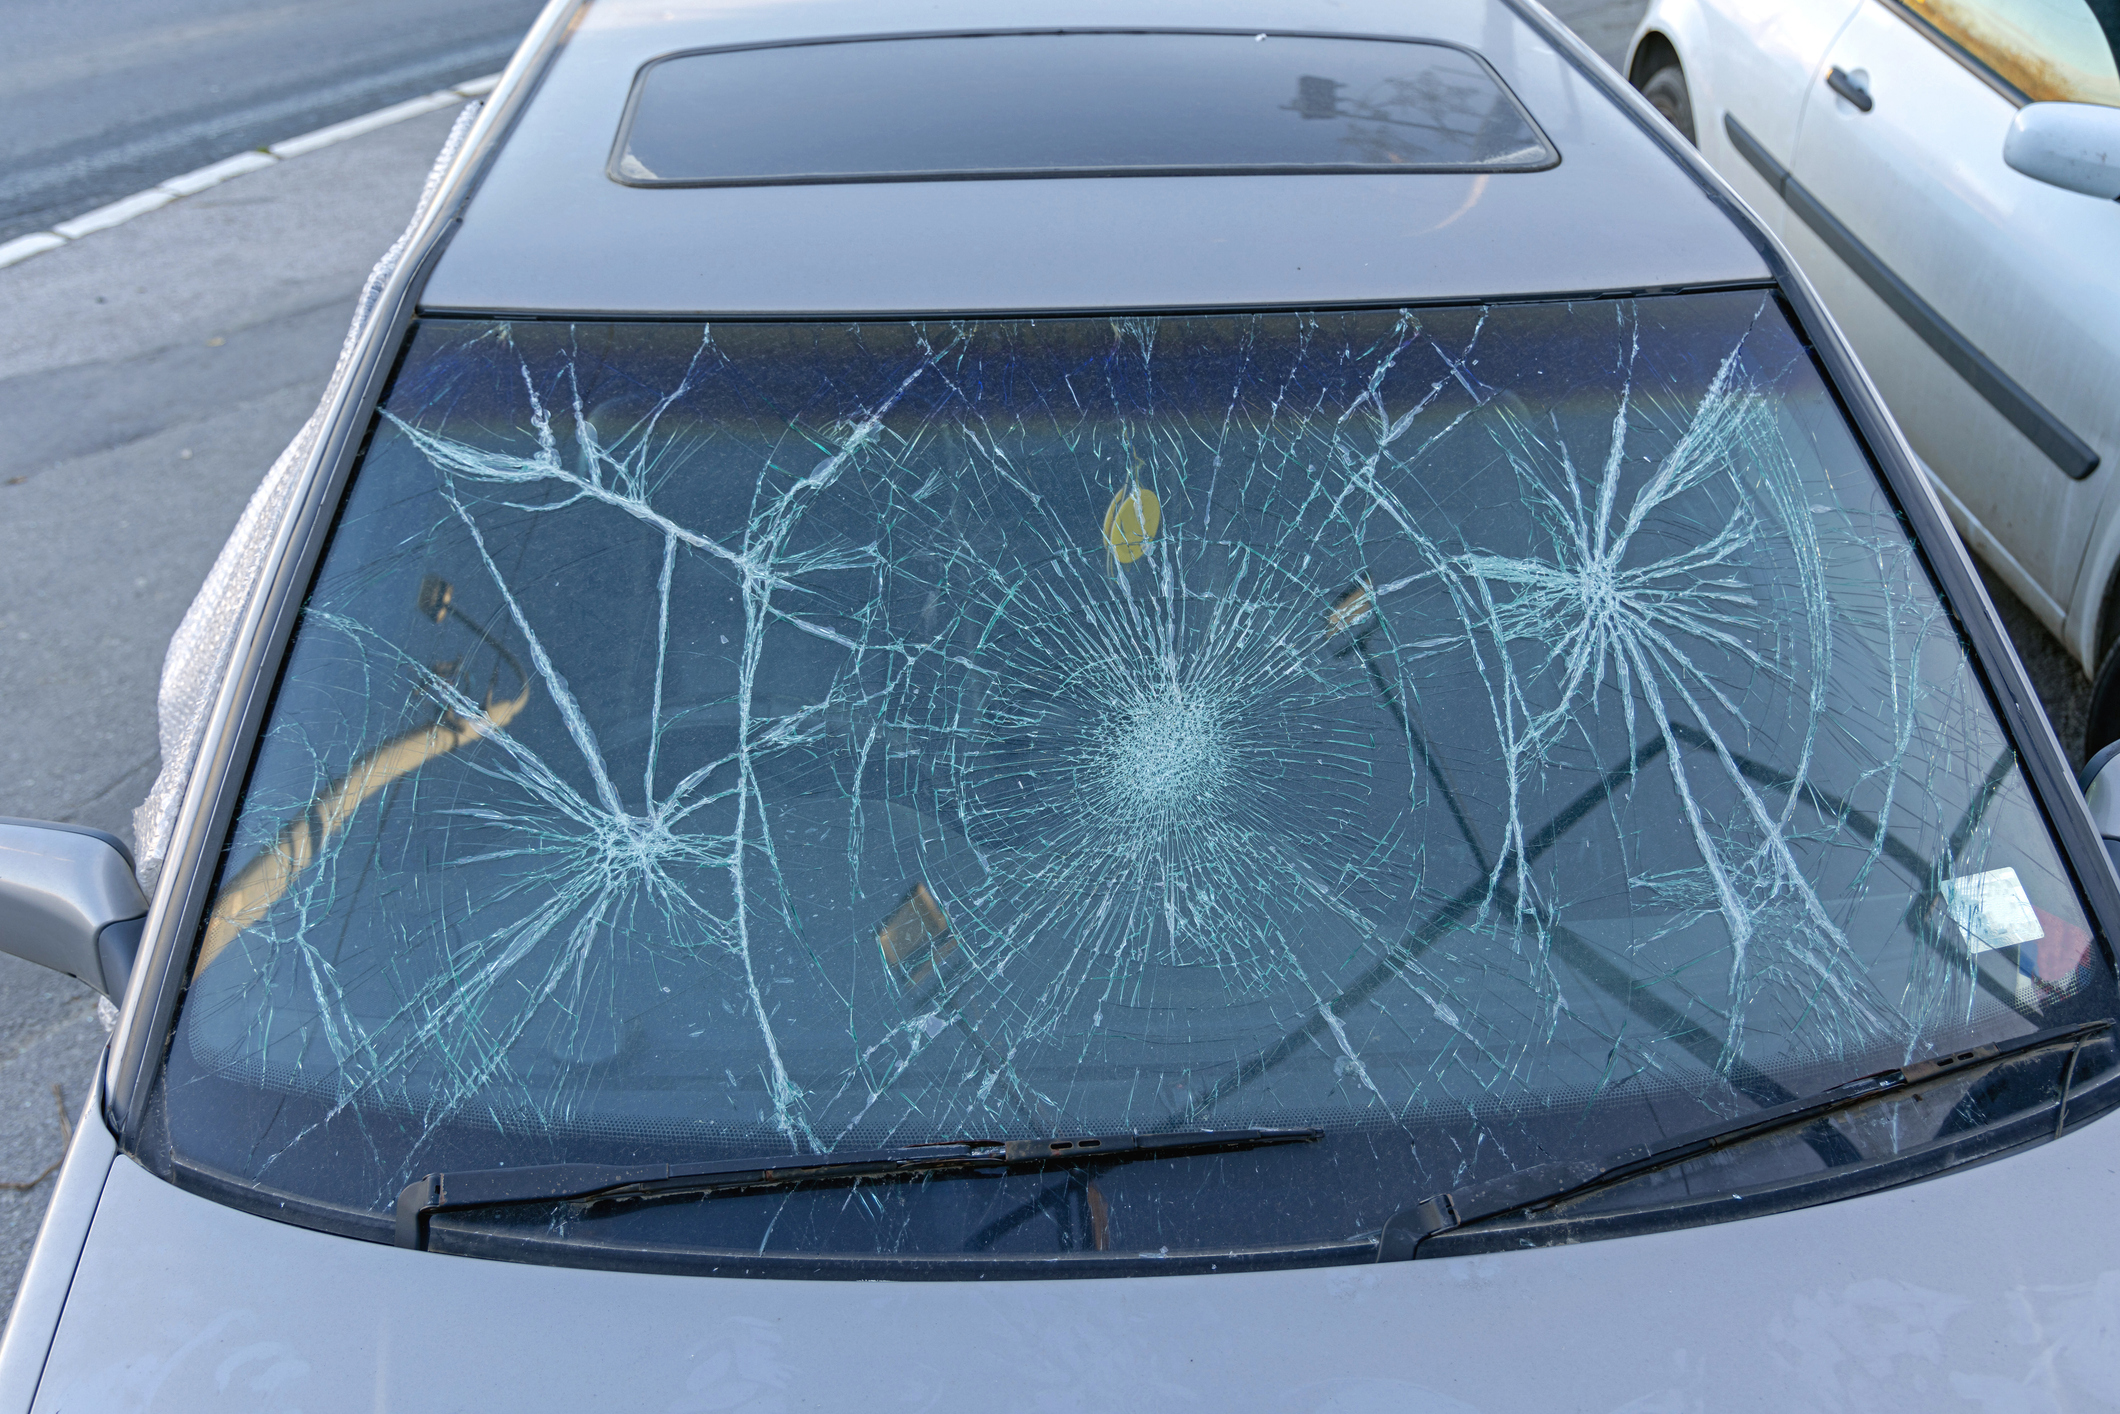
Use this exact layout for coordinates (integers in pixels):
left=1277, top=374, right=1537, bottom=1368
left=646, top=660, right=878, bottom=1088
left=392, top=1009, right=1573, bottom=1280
left=1547, top=0, right=1652, bottom=69
left=0, top=0, right=2092, bottom=1324
left=1, top=0, right=543, bottom=246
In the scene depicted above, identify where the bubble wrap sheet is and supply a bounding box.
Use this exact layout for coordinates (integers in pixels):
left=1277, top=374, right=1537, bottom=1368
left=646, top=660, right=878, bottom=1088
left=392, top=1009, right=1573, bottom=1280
left=132, top=102, right=482, bottom=891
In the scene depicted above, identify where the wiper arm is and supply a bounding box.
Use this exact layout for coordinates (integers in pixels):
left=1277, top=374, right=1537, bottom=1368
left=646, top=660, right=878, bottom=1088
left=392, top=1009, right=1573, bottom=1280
left=396, top=1126, right=1320, bottom=1250
left=1379, top=1018, right=2112, bottom=1261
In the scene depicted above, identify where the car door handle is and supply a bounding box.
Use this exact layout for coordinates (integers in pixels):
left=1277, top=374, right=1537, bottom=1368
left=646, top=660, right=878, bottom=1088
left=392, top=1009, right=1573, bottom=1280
left=1826, top=66, right=1874, bottom=111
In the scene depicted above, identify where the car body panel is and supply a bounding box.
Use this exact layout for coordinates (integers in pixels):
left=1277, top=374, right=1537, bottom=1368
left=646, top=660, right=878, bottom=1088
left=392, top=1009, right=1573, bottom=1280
left=25, top=1101, right=2120, bottom=1412
left=424, top=0, right=1770, bottom=315
left=1680, top=0, right=1861, bottom=234
left=0, top=1085, right=115, bottom=1414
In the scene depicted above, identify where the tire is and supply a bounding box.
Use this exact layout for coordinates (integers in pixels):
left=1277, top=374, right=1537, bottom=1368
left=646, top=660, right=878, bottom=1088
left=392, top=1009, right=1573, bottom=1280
left=1637, top=63, right=1697, bottom=145
left=2086, top=638, right=2120, bottom=760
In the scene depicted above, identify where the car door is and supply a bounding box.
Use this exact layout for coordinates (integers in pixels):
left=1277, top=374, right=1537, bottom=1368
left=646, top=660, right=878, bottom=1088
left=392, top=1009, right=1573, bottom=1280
left=1781, top=0, right=2120, bottom=632
left=1693, top=0, right=1865, bottom=232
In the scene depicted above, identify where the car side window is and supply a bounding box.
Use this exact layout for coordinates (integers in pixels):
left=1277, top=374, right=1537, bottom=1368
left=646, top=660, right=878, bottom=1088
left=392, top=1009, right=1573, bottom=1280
left=1897, top=0, right=2120, bottom=105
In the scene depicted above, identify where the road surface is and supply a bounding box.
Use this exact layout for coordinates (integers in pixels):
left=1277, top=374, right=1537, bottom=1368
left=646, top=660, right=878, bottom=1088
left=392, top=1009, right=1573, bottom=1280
left=1, top=0, right=543, bottom=245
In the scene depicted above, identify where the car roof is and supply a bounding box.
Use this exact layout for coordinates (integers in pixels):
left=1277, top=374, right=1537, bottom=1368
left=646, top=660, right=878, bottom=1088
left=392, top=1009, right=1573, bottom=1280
left=422, top=0, right=1770, bottom=317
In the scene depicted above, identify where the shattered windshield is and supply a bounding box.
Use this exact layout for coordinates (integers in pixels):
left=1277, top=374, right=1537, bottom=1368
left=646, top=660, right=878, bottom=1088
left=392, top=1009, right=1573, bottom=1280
left=164, top=293, right=2116, bottom=1266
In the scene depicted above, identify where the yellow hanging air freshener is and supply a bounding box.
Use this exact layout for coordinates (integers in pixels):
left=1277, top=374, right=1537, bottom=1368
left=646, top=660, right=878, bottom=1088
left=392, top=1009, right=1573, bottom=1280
left=1102, top=484, right=1161, bottom=565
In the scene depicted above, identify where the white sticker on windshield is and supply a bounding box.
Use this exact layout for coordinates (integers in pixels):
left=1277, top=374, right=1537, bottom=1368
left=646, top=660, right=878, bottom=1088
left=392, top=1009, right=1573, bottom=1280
left=1941, top=867, right=2045, bottom=953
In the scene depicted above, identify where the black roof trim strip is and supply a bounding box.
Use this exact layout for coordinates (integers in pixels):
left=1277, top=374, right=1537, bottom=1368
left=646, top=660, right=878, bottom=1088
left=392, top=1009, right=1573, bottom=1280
left=1724, top=113, right=2097, bottom=479
left=414, top=279, right=1780, bottom=323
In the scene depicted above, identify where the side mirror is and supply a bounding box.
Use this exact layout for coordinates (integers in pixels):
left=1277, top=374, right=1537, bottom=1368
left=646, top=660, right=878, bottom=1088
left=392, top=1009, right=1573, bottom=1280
left=2004, top=102, right=2120, bottom=200
left=0, top=818, right=148, bottom=1001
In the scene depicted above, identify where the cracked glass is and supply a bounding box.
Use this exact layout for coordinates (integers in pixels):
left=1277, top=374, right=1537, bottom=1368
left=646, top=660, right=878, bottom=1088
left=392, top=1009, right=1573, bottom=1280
left=161, top=292, right=2118, bottom=1266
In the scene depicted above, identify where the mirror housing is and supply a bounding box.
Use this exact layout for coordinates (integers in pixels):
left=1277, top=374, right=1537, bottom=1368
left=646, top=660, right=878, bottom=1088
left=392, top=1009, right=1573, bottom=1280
left=2004, top=102, right=2120, bottom=200
left=0, top=818, right=148, bottom=1001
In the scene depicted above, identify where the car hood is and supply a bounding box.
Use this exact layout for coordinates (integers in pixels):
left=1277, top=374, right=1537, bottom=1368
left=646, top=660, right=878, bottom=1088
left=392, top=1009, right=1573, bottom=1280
left=25, top=1107, right=2120, bottom=1413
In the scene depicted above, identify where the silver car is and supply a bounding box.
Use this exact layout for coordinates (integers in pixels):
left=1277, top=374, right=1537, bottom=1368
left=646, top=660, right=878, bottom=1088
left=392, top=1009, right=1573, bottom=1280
left=4, top=0, right=2119, bottom=1408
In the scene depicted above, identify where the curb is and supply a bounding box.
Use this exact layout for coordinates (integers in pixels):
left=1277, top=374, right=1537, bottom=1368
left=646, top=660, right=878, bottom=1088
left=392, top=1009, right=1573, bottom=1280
left=0, top=73, right=500, bottom=273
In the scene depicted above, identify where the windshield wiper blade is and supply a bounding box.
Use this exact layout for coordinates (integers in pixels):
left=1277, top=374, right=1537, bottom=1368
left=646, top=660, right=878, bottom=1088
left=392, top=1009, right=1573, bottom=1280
left=395, top=1126, right=1320, bottom=1250
left=1379, top=1018, right=2112, bottom=1261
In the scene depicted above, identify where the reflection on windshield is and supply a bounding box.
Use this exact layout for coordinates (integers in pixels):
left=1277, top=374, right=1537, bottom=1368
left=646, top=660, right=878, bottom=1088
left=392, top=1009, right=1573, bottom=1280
left=171, top=296, right=2108, bottom=1247
left=1282, top=67, right=1551, bottom=167
left=197, top=578, right=531, bottom=971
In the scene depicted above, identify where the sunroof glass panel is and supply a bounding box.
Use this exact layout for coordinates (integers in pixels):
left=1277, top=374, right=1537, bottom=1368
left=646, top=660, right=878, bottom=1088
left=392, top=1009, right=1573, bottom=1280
left=612, top=31, right=1559, bottom=185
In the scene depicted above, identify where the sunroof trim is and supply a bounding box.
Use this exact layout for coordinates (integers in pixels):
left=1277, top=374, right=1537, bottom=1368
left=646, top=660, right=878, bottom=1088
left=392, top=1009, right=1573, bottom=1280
left=605, top=28, right=1562, bottom=188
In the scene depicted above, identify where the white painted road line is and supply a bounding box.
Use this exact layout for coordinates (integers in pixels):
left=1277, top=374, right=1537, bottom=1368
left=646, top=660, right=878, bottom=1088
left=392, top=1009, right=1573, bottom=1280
left=269, top=89, right=464, bottom=159
left=158, top=150, right=277, bottom=197
left=0, top=73, right=500, bottom=273
left=51, top=189, right=177, bottom=240
left=0, top=233, right=66, bottom=268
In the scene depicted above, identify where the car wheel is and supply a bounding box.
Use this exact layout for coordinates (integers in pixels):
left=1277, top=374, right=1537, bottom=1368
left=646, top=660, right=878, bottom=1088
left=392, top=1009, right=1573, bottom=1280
left=2087, top=640, right=2120, bottom=759
left=1636, top=63, right=1697, bottom=145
